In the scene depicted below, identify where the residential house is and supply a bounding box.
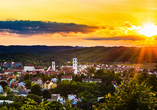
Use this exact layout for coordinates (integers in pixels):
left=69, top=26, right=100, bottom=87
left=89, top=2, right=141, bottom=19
left=60, top=67, right=74, bottom=74
left=0, top=85, right=3, bottom=93
left=32, top=77, right=42, bottom=87
left=61, top=75, right=72, bottom=82
left=11, top=80, right=18, bottom=88
left=1, top=62, right=22, bottom=68
left=4, top=70, right=15, bottom=75
left=82, top=78, right=102, bottom=83
left=68, top=94, right=81, bottom=105
left=35, top=66, right=44, bottom=71
left=82, top=78, right=92, bottom=82
left=47, top=94, right=64, bottom=104
left=42, top=81, right=57, bottom=90
left=51, top=78, right=57, bottom=83
left=92, top=79, right=102, bottom=83
left=14, top=67, right=23, bottom=71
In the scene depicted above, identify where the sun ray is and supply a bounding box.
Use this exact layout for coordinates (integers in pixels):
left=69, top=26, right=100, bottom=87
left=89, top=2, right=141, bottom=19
left=138, top=23, right=157, bottom=37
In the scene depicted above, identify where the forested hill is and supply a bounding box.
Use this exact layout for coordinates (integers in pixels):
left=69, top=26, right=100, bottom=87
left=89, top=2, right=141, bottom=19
left=0, top=45, right=82, bottom=54
left=0, top=46, right=157, bottom=66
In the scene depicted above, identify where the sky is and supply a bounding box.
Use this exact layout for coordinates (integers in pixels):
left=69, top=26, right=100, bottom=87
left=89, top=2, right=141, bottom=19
left=1, top=0, right=157, bottom=46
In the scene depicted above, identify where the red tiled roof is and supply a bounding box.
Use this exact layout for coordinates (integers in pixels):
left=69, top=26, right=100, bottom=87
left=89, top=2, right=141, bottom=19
left=4, top=70, right=15, bottom=72
left=35, top=66, right=44, bottom=69
left=61, top=75, right=72, bottom=79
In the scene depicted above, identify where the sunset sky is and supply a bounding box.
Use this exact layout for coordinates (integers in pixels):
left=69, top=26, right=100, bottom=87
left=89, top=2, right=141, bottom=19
left=1, top=0, right=157, bottom=46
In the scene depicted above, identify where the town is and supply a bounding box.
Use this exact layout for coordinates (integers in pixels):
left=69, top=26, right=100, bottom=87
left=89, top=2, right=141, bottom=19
left=0, top=56, right=156, bottom=109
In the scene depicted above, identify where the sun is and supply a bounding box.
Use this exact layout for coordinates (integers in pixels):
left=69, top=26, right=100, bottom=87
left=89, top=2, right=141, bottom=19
left=138, top=23, right=157, bottom=37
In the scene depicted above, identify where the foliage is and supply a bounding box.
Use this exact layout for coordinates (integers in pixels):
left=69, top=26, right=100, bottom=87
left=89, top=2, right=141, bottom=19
left=97, top=78, right=157, bottom=110
left=43, top=90, right=51, bottom=99
left=25, top=80, right=31, bottom=89
left=13, top=71, right=18, bottom=76
left=23, top=74, right=33, bottom=81
left=31, top=84, right=41, bottom=96
left=0, top=81, right=8, bottom=88
left=27, top=94, right=42, bottom=104
left=46, top=101, right=64, bottom=110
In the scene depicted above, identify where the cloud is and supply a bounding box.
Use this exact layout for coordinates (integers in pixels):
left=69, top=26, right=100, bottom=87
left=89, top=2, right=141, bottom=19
left=0, top=20, right=99, bottom=35
left=84, top=35, right=145, bottom=41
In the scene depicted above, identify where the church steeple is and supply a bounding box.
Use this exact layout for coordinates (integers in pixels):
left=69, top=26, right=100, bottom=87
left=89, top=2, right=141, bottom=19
left=52, top=55, right=55, bottom=71
left=52, top=55, right=55, bottom=61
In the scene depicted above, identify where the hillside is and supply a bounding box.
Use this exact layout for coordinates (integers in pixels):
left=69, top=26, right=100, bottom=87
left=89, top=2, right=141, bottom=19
left=0, top=46, right=157, bottom=67
left=0, top=45, right=81, bottom=54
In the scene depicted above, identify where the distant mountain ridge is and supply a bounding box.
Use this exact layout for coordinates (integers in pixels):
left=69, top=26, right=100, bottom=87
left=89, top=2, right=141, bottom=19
left=0, top=45, right=84, bottom=54
left=0, top=46, right=157, bottom=66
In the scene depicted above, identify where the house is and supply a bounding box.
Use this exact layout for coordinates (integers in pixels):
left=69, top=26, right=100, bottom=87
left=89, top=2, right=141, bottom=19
left=92, top=79, right=102, bottom=83
left=18, top=82, right=25, bottom=87
left=47, top=94, right=64, bottom=104
left=11, top=80, right=18, bottom=88
left=35, top=66, right=44, bottom=71
left=82, top=78, right=92, bottom=82
left=24, top=63, right=35, bottom=72
left=32, top=77, right=42, bottom=87
left=4, top=70, right=15, bottom=75
left=68, top=94, right=81, bottom=105
left=42, top=81, right=57, bottom=90
left=61, top=75, right=72, bottom=82
left=14, top=67, right=23, bottom=71
left=51, top=78, right=57, bottom=83
left=17, top=85, right=28, bottom=93
left=0, top=85, right=3, bottom=93
left=1, top=62, right=22, bottom=68
left=82, top=78, right=102, bottom=83
left=61, top=67, right=74, bottom=74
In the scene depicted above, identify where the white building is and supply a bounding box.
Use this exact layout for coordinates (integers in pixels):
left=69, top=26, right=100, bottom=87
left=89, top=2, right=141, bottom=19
left=52, top=56, right=55, bottom=71
left=73, top=58, right=77, bottom=74
left=24, top=63, right=35, bottom=72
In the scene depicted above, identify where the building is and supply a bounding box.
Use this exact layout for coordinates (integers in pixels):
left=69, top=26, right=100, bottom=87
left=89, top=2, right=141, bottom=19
left=82, top=78, right=102, bottom=83
left=34, top=66, right=44, bottom=71
left=32, top=77, right=43, bottom=87
left=0, top=85, right=3, bottom=93
left=52, top=56, right=55, bottom=71
left=47, top=56, right=55, bottom=72
left=73, top=58, right=77, bottom=74
left=61, top=75, right=72, bottom=82
left=32, top=78, right=42, bottom=87
left=4, top=70, right=15, bottom=74
left=47, top=94, right=64, bottom=104
left=1, top=62, right=22, bottom=68
left=24, top=63, right=35, bottom=72
left=42, top=81, right=57, bottom=90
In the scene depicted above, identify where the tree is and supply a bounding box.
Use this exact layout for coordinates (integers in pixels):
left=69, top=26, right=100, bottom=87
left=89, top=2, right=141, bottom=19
left=97, top=78, right=157, bottom=110
left=43, top=90, right=51, bottom=99
left=0, top=81, right=8, bottom=88
left=46, top=101, right=63, bottom=110
left=23, top=74, right=33, bottom=81
left=27, top=94, right=42, bottom=104
left=31, top=84, right=41, bottom=96
left=25, top=80, right=31, bottom=89
left=86, top=67, right=95, bottom=77
left=13, top=71, right=18, bottom=76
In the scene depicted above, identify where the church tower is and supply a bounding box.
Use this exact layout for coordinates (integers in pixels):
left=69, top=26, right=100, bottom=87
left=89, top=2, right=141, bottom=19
left=52, top=55, right=55, bottom=71
left=73, top=58, right=77, bottom=74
